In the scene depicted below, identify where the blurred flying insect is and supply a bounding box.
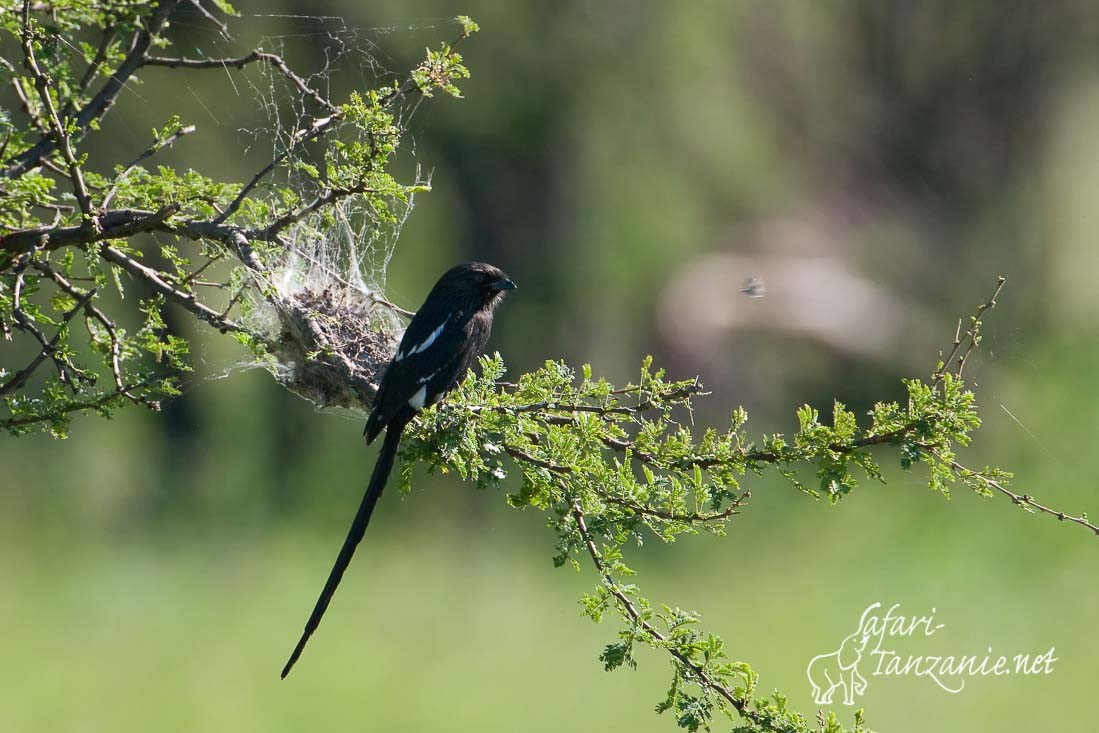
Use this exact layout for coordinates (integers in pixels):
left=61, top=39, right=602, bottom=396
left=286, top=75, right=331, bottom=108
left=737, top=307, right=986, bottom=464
left=739, top=275, right=766, bottom=298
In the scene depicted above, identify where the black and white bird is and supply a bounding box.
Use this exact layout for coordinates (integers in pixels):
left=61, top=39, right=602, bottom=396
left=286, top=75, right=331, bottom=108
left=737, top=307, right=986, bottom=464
left=281, top=262, right=516, bottom=678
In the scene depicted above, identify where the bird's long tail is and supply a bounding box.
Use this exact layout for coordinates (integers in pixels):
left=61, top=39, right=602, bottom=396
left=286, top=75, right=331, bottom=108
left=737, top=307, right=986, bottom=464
left=281, top=416, right=408, bottom=678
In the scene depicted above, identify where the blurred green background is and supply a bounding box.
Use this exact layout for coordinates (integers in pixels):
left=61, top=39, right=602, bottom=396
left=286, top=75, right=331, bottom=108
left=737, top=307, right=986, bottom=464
left=3, top=1, right=1099, bottom=730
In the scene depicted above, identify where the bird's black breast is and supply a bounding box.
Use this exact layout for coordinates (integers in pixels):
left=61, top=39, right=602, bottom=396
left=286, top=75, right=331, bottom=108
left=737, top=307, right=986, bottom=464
left=364, top=306, right=492, bottom=443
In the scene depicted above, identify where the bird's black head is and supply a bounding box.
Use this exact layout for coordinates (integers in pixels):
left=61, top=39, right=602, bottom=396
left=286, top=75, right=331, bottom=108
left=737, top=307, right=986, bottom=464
left=433, top=262, right=516, bottom=310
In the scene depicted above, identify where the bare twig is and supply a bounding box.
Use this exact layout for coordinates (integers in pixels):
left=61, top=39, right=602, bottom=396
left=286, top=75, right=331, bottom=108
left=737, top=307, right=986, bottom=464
left=10, top=76, right=49, bottom=133
left=947, top=458, right=1099, bottom=537
left=187, top=0, right=231, bottom=41
left=213, top=113, right=340, bottom=224
left=144, top=50, right=336, bottom=113
left=35, top=156, right=71, bottom=179
left=28, top=201, right=75, bottom=215
left=933, top=275, right=1006, bottom=385
left=179, top=254, right=222, bottom=287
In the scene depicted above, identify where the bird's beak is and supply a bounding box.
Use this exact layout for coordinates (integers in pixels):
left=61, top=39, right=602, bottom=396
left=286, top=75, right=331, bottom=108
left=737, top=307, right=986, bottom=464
left=493, top=278, right=517, bottom=292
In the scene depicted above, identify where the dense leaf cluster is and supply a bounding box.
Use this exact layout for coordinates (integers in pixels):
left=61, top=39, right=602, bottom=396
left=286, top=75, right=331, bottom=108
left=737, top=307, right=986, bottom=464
left=400, top=352, right=1004, bottom=732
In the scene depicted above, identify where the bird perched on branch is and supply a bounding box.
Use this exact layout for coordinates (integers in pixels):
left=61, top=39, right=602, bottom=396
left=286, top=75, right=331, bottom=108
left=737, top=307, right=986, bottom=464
left=281, top=262, right=516, bottom=678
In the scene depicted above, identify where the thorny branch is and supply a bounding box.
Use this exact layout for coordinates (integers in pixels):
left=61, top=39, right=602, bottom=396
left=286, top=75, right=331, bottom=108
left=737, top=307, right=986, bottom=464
left=470, top=277, right=1096, bottom=546
left=19, top=1, right=94, bottom=216
left=98, top=242, right=244, bottom=334
left=923, top=276, right=1098, bottom=538
left=144, top=50, right=337, bottom=112
left=3, top=0, right=181, bottom=179
left=933, top=275, right=1006, bottom=386
left=0, top=260, right=96, bottom=397
left=571, top=503, right=774, bottom=728
left=60, top=23, right=116, bottom=119
left=29, top=258, right=161, bottom=409
left=948, top=458, right=1099, bottom=536
left=500, top=441, right=749, bottom=525
left=0, top=375, right=161, bottom=430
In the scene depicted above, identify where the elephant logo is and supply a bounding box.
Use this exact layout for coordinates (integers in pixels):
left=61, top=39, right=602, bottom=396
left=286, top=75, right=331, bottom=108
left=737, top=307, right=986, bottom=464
left=806, top=603, right=878, bottom=706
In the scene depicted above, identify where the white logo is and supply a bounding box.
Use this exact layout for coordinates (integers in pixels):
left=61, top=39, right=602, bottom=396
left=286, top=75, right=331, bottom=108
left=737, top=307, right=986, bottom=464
left=806, top=602, right=1057, bottom=705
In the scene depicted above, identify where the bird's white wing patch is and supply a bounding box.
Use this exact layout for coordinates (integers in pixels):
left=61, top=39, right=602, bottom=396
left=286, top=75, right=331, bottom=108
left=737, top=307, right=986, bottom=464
left=395, top=318, right=449, bottom=362
left=408, top=385, right=427, bottom=410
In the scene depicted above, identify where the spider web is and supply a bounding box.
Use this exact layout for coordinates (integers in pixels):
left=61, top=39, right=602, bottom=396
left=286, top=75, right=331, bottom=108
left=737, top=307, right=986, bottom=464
left=176, top=13, right=460, bottom=408
left=238, top=14, right=433, bottom=312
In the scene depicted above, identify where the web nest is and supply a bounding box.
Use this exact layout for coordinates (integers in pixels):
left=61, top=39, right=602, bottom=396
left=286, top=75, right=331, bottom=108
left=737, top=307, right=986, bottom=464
left=220, top=18, right=438, bottom=412
left=273, top=286, right=397, bottom=409
left=245, top=198, right=414, bottom=412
